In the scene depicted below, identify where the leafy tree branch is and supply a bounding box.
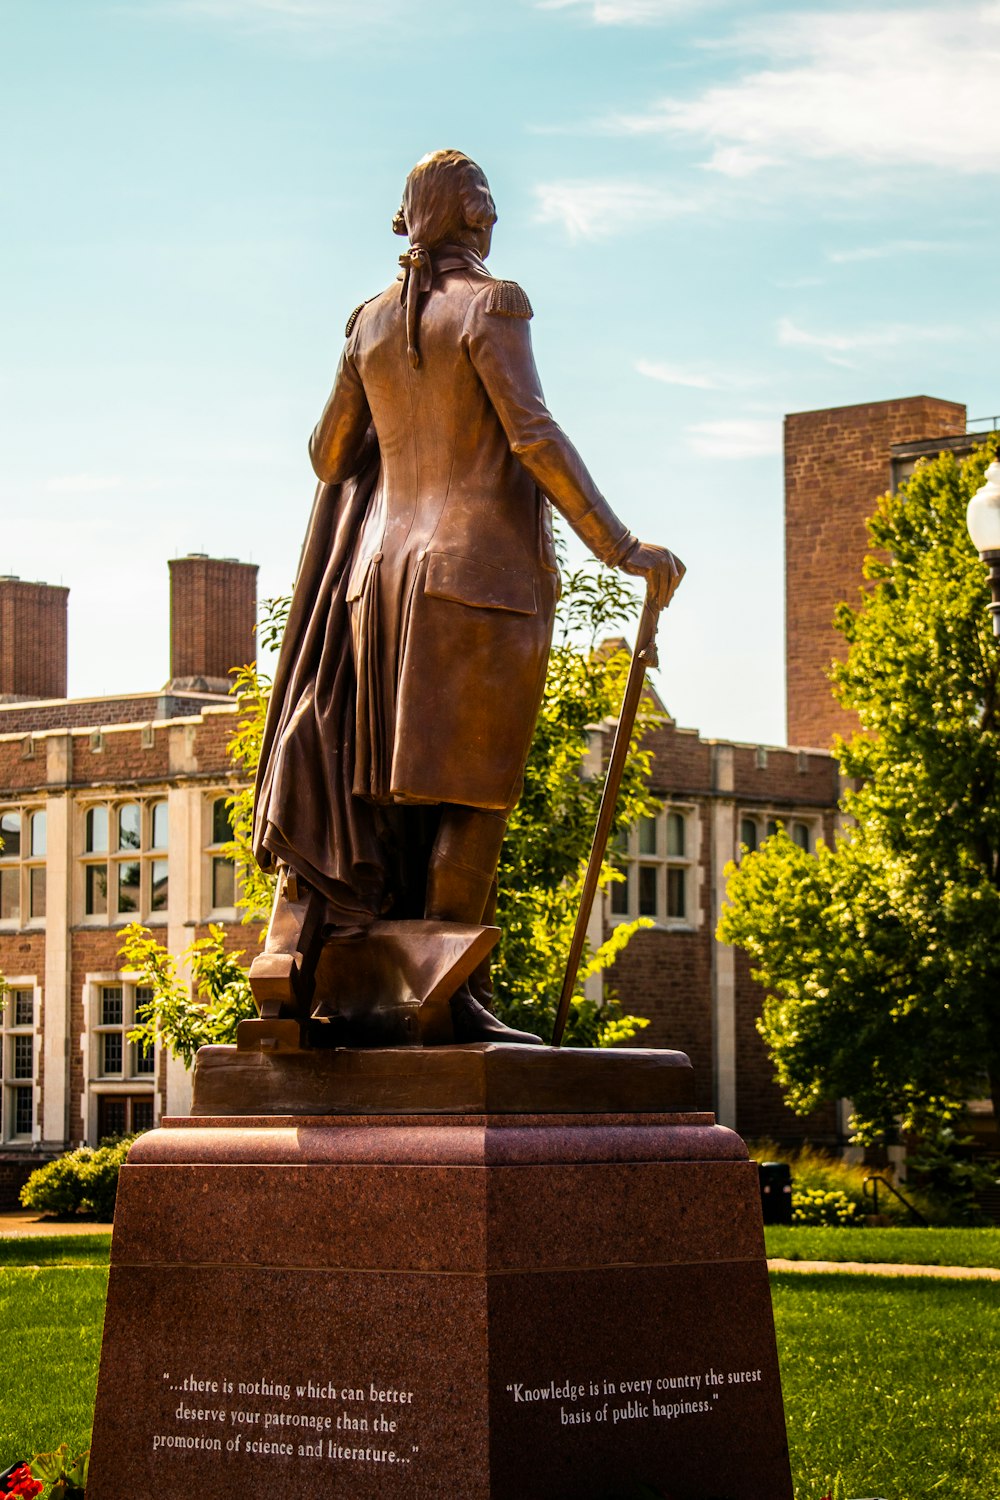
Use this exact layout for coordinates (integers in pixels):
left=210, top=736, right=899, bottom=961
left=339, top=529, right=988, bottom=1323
left=720, top=441, right=1000, bottom=1143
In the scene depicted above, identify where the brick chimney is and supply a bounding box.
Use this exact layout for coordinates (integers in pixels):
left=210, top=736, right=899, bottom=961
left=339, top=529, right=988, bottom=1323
left=0, top=576, right=69, bottom=700
left=167, top=554, right=259, bottom=692
left=784, top=395, right=967, bottom=749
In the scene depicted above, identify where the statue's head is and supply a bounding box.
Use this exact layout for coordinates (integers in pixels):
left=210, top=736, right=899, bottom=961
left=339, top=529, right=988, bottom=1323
left=393, top=150, right=497, bottom=256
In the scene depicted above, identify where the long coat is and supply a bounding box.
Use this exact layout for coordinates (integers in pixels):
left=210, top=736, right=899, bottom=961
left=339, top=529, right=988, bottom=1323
left=311, top=249, right=631, bottom=808
left=254, top=246, right=631, bottom=918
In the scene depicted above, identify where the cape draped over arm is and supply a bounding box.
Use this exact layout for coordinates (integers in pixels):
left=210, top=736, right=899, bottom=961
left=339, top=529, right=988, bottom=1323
left=252, top=448, right=388, bottom=928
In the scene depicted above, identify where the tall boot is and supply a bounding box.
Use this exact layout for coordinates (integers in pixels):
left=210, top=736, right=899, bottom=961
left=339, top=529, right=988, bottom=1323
left=426, top=807, right=541, bottom=1047
left=468, top=877, right=498, bottom=1008
left=249, top=865, right=326, bottom=1020
left=424, top=806, right=505, bottom=926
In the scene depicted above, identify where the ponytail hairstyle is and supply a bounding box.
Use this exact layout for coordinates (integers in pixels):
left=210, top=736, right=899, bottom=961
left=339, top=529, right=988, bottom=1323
left=392, top=149, right=496, bottom=248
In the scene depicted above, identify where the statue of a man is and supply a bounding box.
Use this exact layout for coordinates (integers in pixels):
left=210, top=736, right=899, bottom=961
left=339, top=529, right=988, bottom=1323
left=251, top=149, right=683, bottom=1047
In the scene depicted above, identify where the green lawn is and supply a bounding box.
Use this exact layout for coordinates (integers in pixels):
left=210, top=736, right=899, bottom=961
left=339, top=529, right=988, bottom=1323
left=2, top=1243, right=999, bottom=1497
left=773, top=1272, right=1000, bottom=1500
left=766, top=1224, right=1000, bottom=1268
left=0, top=1235, right=111, bottom=1269
left=0, top=1263, right=107, bottom=1464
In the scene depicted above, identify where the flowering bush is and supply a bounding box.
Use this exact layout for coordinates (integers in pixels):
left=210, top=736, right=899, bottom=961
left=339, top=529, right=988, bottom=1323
left=791, top=1186, right=861, bottom=1227
left=0, top=1463, right=43, bottom=1498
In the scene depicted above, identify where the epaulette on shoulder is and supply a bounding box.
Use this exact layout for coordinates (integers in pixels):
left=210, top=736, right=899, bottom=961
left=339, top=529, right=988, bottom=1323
left=486, top=280, right=533, bottom=319
left=345, top=298, right=372, bottom=338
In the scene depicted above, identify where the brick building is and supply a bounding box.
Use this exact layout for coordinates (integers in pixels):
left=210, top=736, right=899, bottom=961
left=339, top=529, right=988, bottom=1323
left=0, top=557, right=256, bottom=1203
left=1, top=394, right=992, bottom=1201
left=592, top=719, right=841, bottom=1140
left=784, top=395, right=970, bottom=747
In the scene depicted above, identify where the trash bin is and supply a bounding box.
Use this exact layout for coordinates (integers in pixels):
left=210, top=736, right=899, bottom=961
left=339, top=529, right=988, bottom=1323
left=758, top=1160, right=793, bottom=1225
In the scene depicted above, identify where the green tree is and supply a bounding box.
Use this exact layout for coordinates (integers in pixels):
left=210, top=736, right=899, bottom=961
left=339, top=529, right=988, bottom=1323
left=719, top=442, right=1000, bottom=1143
left=119, top=923, right=255, bottom=1066
left=489, top=565, right=659, bottom=1044
left=125, top=560, right=660, bottom=1053
left=227, top=592, right=290, bottom=925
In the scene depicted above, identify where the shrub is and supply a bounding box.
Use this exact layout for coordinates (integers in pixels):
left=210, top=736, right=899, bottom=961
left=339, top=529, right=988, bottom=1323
left=18, top=1152, right=93, bottom=1218
left=79, top=1138, right=135, bottom=1220
left=907, top=1128, right=996, bottom=1225
left=791, top=1186, right=860, bottom=1227
left=20, top=1137, right=136, bottom=1220
left=746, top=1138, right=940, bottom=1224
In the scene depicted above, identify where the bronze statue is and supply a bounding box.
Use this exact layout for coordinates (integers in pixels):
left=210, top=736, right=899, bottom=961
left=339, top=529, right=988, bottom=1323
left=248, top=149, right=683, bottom=1050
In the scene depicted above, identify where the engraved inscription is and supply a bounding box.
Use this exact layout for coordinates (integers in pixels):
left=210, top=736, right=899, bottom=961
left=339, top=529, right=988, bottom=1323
left=504, top=1365, right=767, bottom=1429
left=152, top=1370, right=420, bottom=1469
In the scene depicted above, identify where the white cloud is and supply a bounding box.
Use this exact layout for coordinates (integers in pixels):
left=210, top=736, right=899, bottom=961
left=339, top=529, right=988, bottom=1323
left=537, top=0, right=701, bottom=20
left=697, top=145, right=778, bottom=178
left=533, top=180, right=699, bottom=238
left=636, top=359, right=721, bottom=390
left=826, top=238, right=959, bottom=264
left=687, top=418, right=779, bottom=459
left=777, top=315, right=959, bottom=367
left=636, top=357, right=763, bottom=391
left=611, top=6, right=1000, bottom=177
left=45, top=474, right=125, bottom=495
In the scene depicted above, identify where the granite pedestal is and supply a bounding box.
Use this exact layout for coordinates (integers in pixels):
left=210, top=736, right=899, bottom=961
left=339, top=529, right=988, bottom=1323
left=88, top=1047, right=793, bottom=1500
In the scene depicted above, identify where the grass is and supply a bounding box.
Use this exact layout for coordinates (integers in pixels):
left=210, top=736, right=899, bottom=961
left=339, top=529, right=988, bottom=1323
left=0, top=1235, right=111, bottom=1269
left=765, top=1224, right=1000, bottom=1268
left=0, top=1263, right=107, bottom=1465
left=773, top=1272, right=1000, bottom=1499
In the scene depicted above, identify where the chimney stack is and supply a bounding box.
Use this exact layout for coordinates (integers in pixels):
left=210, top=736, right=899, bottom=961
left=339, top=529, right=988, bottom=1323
left=0, top=576, right=69, bottom=700
left=168, top=554, right=259, bottom=693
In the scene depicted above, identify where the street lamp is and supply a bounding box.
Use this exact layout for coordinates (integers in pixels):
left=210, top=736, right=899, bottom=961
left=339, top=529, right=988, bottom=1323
left=967, top=458, right=1000, bottom=636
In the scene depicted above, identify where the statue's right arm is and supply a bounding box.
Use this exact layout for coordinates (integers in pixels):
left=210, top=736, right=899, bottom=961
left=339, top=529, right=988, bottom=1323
left=463, top=287, right=633, bottom=567
left=465, top=286, right=684, bottom=610
left=309, top=341, right=374, bottom=484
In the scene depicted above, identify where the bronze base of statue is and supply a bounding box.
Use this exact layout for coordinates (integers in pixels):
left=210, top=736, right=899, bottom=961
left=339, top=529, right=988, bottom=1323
left=248, top=918, right=518, bottom=1047
left=191, top=1039, right=695, bottom=1117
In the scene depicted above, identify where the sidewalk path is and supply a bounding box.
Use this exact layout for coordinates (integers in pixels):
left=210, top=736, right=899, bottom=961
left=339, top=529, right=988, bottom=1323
left=768, top=1257, right=1000, bottom=1281
left=0, top=1210, right=112, bottom=1237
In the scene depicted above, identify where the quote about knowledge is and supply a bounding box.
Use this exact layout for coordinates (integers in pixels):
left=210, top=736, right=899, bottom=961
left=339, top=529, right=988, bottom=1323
left=503, top=1363, right=767, bottom=1430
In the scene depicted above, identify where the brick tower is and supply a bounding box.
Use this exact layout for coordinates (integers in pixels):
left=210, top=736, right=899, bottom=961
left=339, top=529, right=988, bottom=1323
left=167, top=554, right=258, bottom=692
left=0, top=576, right=69, bottom=700
left=784, top=396, right=967, bottom=747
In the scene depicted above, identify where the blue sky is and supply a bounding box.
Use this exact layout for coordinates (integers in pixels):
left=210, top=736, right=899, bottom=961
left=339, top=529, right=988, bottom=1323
left=3, top=0, right=998, bottom=743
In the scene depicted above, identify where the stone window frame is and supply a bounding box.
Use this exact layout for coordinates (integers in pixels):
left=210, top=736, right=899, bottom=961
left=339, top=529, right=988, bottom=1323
left=0, top=803, right=48, bottom=932
left=204, top=791, right=239, bottom=919
left=78, top=796, right=170, bottom=927
left=81, top=972, right=159, bottom=1145
left=608, top=805, right=698, bottom=931
left=1, top=977, right=41, bottom=1144
left=737, top=811, right=820, bottom=860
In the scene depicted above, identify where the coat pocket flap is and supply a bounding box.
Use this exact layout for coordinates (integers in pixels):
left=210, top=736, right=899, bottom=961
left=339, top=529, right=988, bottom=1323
left=424, top=553, right=536, bottom=615
left=346, top=551, right=379, bottom=603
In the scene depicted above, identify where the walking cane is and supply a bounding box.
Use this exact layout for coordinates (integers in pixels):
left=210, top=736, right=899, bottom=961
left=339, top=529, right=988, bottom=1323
left=550, top=582, right=664, bottom=1047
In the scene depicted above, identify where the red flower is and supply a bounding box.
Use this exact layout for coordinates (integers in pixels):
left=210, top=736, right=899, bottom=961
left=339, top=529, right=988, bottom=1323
left=3, top=1465, right=43, bottom=1499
